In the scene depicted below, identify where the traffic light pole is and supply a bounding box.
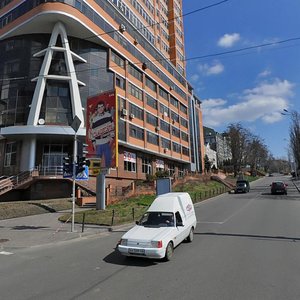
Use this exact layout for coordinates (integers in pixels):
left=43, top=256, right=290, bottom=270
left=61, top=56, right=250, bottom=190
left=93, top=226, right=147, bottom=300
left=71, top=132, right=77, bottom=232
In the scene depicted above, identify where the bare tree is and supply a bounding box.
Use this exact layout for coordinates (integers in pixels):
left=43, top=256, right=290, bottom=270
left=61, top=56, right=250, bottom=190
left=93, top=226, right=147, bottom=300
left=226, top=123, right=250, bottom=176
left=289, top=111, right=300, bottom=172
left=246, top=135, right=269, bottom=175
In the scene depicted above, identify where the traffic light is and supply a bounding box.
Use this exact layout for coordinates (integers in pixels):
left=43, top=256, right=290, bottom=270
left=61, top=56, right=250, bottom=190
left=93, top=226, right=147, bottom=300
left=77, top=141, right=89, bottom=158
left=76, top=141, right=90, bottom=178
left=63, top=156, right=73, bottom=178
left=76, top=157, right=87, bottom=175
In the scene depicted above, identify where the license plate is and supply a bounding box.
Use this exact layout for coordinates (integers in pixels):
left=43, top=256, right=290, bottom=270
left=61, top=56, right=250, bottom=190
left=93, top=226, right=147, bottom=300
left=128, top=248, right=145, bottom=255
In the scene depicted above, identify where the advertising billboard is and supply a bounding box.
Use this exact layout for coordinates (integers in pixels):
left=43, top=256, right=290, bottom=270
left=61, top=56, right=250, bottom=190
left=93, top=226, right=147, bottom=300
left=86, top=90, right=118, bottom=169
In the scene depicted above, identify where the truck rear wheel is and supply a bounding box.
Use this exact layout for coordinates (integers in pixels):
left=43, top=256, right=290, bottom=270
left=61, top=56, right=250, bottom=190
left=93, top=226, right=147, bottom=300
left=186, top=227, right=194, bottom=243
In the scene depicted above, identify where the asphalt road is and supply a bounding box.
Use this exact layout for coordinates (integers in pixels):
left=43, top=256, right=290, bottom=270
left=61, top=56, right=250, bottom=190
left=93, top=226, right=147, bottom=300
left=1, top=175, right=300, bottom=300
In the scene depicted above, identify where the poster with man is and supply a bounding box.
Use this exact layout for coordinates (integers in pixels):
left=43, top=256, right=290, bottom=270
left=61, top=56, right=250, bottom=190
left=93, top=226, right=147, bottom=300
left=86, top=90, right=118, bottom=169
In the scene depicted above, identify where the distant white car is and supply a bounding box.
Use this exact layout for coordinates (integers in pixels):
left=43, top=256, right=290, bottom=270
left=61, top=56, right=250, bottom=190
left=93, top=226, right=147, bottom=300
left=118, top=192, right=197, bottom=261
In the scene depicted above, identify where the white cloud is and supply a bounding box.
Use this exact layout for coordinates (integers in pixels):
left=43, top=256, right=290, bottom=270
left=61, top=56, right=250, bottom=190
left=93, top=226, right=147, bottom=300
left=258, top=69, right=271, bottom=78
left=198, top=61, right=224, bottom=76
left=190, top=74, right=199, bottom=82
left=201, top=79, right=294, bottom=127
left=201, top=98, right=227, bottom=108
left=218, top=33, right=240, bottom=48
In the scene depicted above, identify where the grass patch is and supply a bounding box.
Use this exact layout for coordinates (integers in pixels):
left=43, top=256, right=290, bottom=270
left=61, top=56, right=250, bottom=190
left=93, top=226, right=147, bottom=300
left=59, top=182, right=230, bottom=226
left=58, top=194, right=155, bottom=226
left=1, top=176, right=259, bottom=224
left=0, top=198, right=73, bottom=220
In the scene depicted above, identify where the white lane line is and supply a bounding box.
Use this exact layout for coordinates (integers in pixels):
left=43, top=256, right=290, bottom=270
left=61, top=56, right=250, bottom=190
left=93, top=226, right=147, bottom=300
left=0, top=251, right=14, bottom=255
left=197, top=221, right=224, bottom=224
left=221, top=197, right=256, bottom=224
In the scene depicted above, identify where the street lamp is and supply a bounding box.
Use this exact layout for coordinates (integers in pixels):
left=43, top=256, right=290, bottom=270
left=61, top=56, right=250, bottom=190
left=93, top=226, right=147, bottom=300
left=281, top=109, right=291, bottom=116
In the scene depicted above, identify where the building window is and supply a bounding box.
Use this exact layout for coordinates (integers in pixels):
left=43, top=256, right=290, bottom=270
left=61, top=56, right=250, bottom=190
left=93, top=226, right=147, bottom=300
left=146, top=76, right=157, bottom=92
left=111, top=51, right=125, bottom=68
left=129, top=103, right=144, bottom=120
left=161, top=137, right=171, bottom=150
left=129, top=124, right=144, bottom=140
left=171, top=111, right=179, bottom=123
left=4, top=142, right=17, bottom=166
left=168, top=163, right=175, bottom=176
left=147, top=131, right=159, bottom=145
left=172, top=126, right=180, bottom=138
left=128, top=63, right=143, bottom=81
left=142, top=157, right=152, bottom=174
left=159, top=87, right=168, bottom=101
left=180, top=103, right=187, bottom=114
left=172, top=142, right=181, bottom=153
left=170, top=96, right=179, bottom=108
left=159, top=103, right=169, bottom=116
left=40, top=82, right=72, bottom=125
left=156, top=159, right=164, bottom=172
left=181, top=131, right=189, bottom=142
left=146, top=94, right=158, bottom=109
left=182, top=146, right=189, bottom=156
left=124, top=151, right=136, bottom=172
left=128, top=83, right=143, bottom=101
left=116, top=74, right=125, bottom=90
left=146, top=112, right=158, bottom=126
left=160, top=119, right=170, bottom=133
left=180, top=117, right=188, bottom=128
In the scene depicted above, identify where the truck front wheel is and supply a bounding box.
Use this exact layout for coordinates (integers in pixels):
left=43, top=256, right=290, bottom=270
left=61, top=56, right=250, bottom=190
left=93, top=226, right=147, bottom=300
left=164, top=242, right=174, bottom=261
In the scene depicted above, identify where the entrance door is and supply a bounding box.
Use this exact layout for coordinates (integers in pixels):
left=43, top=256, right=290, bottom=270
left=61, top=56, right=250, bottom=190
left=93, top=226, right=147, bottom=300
left=41, top=144, right=69, bottom=175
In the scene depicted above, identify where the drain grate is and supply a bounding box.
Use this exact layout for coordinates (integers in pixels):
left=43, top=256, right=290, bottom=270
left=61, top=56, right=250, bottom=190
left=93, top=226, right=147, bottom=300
left=0, top=239, right=9, bottom=243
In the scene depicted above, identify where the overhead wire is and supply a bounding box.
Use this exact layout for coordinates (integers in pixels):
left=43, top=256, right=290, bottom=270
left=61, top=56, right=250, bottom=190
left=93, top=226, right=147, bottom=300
left=1, top=36, right=300, bottom=84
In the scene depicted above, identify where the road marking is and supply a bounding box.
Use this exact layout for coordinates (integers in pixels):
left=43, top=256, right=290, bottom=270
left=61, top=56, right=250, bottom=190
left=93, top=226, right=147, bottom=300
left=197, top=221, right=224, bottom=224
left=0, top=251, right=13, bottom=255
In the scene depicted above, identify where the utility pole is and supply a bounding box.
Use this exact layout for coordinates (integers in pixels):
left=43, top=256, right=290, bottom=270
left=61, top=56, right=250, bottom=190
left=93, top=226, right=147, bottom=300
left=70, top=116, right=81, bottom=232
left=71, top=132, right=77, bottom=232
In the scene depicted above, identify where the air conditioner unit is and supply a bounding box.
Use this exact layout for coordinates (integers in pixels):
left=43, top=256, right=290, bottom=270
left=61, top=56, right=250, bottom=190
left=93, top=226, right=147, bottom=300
left=129, top=113, right=135, bottom=119
left=119, top=24, right=126, bottom=33
left=142, top=62, right=148, bottom=70
left=122, top=109, right=128, bottom=116
left=156, top=126, right=160, bottom=131
left=164, top=148, right=169, bottom=153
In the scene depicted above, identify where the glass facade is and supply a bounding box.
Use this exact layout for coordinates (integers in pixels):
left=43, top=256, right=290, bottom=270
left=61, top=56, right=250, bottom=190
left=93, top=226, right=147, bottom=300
left=0, top=35, right=113, bottom=127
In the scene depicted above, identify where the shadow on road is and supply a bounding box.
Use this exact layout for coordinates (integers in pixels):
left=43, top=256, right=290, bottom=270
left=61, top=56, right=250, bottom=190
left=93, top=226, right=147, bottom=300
left=12, top=225, right=49, bottom=230
left=196, top=232, right=300, bottom=242
left=103, top=249, right=159, bottom=266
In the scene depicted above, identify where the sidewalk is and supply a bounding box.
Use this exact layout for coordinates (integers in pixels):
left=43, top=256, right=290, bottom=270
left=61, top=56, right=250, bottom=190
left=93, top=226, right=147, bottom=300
left=0, top=210, right=128, bottom=252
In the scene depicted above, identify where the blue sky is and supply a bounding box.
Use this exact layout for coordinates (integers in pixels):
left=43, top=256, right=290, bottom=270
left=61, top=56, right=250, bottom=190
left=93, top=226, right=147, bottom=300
left=182, top=0, right=300, bottom=158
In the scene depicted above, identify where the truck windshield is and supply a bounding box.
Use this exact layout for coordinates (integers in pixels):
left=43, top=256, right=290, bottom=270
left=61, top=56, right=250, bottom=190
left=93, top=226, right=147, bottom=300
left=139, top=212, right=174, bottom=227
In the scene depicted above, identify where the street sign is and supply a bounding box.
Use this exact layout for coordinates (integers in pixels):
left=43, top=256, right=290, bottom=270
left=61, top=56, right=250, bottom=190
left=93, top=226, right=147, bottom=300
left=71, top=115, right=81, bottom=133
left=76, top=166, right=89, bottom=180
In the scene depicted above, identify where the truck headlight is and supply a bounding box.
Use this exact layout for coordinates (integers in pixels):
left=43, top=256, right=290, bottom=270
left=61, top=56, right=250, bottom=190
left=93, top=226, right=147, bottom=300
left=120, top=239, right=128, bottom=246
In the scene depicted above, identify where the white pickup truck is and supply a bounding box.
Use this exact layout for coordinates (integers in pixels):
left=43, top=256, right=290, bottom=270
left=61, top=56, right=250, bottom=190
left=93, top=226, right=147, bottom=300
left=118, top=192, right=197, bottom=261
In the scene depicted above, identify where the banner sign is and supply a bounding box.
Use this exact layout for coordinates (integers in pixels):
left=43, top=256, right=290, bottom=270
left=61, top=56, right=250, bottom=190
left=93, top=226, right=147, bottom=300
left=124, top=151, right=136, bottom=163
left=86, top=90, right=118, bottom=169
left=156, top=159, right=164, bottom=168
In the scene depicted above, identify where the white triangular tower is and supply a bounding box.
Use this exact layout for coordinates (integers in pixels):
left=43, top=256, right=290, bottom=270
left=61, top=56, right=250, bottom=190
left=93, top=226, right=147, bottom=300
left=27, top=22, right=86, bottom=127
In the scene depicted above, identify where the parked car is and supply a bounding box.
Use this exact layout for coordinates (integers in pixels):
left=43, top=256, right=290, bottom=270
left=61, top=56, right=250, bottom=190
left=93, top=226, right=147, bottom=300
left=118, top=192, right=197, bottom=261
left=235, top=179, right=250, bottom=193
left=270, top=181, right=288, bottom=195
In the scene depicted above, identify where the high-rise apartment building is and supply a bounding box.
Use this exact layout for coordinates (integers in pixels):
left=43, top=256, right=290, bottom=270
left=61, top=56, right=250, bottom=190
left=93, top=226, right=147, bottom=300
left=0, top=0, right=204, bottom=197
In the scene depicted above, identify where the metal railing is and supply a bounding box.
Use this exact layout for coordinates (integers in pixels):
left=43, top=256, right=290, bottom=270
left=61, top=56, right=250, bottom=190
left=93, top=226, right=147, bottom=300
left=0, top=170, right=35, bottom=195
left=38, top=166, right=63, bottom=176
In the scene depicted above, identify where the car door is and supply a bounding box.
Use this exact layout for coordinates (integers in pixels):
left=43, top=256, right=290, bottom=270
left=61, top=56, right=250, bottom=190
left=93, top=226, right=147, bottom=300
left=174, top=211, right=187, bottom=245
